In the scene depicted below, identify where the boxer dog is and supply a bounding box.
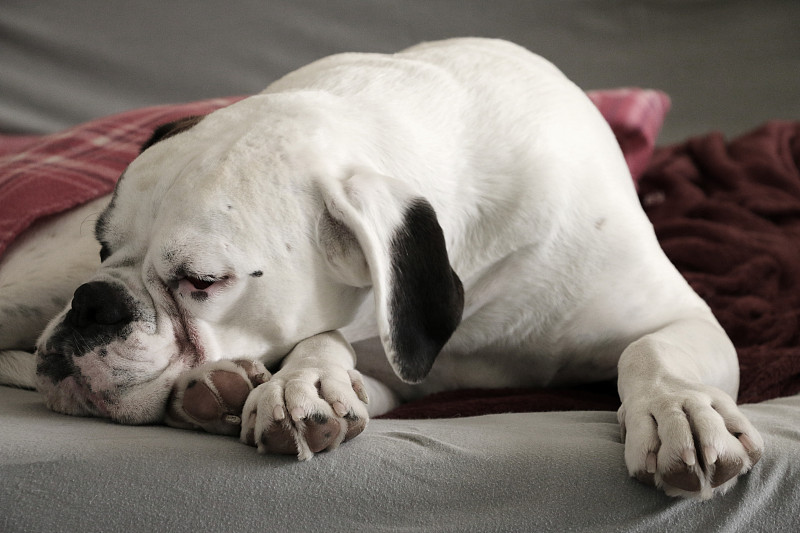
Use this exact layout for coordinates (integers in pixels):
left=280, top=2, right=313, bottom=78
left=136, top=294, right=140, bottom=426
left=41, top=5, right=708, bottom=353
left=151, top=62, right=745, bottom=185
left=0, top=38, right=762, bottom=499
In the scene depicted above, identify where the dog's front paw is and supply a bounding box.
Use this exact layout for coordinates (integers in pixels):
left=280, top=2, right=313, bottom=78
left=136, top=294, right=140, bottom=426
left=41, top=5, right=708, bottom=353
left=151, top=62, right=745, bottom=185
left=240, top=365, right=369, bottom=460
left=618, top=382, right=764, bottom=499
left=165, top=359, right=270, bottom=436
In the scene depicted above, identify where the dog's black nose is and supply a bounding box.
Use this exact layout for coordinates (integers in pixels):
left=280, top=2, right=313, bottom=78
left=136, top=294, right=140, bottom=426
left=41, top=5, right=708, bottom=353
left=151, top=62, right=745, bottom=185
left=66, top=281, right=134, bottom=333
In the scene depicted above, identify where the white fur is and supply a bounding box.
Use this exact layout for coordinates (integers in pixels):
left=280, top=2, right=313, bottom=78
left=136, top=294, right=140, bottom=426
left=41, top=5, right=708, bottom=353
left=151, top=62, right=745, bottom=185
left=0, top=197, right=107, bottom=387
left=0, top=38, right=763, bottom=498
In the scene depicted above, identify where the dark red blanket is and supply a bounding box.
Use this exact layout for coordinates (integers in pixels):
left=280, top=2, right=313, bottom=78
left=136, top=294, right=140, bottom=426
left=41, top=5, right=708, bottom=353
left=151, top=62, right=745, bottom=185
left=643, top=121, right=800, bottom=405
left=382, top=121, right=800, bottom=419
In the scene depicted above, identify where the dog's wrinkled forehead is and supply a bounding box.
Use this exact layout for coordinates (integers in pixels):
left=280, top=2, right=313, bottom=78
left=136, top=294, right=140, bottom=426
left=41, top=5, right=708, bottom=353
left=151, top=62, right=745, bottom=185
left=97, top=109, right=320, bottom=271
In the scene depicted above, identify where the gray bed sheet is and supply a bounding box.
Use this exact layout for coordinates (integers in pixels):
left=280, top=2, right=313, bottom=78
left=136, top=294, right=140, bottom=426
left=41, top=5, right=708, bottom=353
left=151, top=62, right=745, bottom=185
left=2, top=385, right=799, bottom=532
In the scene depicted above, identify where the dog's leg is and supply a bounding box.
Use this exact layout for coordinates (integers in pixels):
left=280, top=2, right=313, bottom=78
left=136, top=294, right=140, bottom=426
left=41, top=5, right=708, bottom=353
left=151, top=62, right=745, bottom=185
left=617, top=315, right=764, bottom=499
left=0, top=197, right=107, bottom=388
left=0, top=350, right=37, bottom=388
left=166, top=331, right=381, bottom=459
left=240, top=330, right=374, bottom=460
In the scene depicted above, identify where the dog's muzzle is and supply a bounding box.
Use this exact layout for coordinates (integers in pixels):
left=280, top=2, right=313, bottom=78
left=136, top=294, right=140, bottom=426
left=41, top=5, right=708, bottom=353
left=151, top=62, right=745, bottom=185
left=35, top=279, right=186, bottom=424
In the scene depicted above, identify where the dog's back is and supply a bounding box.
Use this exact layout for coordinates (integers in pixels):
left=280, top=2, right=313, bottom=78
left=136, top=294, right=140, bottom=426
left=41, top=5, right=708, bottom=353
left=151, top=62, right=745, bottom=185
left=264, top=38, right=641, bottom=276
left=251, top=39, right=705, bottom=394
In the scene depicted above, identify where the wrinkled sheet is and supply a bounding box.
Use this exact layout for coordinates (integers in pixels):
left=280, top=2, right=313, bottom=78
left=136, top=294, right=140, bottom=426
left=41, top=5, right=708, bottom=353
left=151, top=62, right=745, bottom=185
left=3, top=385, right=800, bottom=533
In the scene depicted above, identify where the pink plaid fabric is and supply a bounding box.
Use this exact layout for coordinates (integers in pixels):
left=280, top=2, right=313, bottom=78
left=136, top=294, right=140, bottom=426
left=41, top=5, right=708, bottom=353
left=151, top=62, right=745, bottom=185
left=588, top=88, right=671, bottom=181
left=0, top=89, right=668, bottom=259
left=0, top=97, right=244, bottom=258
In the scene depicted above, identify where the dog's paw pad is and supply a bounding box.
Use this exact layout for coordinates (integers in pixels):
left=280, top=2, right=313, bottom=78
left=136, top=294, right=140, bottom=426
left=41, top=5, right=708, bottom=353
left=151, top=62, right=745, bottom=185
left=710, top=455, right=744, bottom=488
left=259, top=420, right=300, bottom=455
left=165, top=359, right=270, bottom=435
left=181, top=378, right=226, bottom=422
left=344, top=411, right=367, bottom=441
left=303, top=414, right=344, bottom=453
left=662, top=461, right=701, bottom=493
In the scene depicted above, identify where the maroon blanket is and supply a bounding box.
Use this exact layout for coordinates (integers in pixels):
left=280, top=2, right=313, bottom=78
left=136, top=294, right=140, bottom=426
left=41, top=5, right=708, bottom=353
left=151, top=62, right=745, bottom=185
left=382, top=121, right=800, bottom=419
left=643, top=121, right=800, bottom=405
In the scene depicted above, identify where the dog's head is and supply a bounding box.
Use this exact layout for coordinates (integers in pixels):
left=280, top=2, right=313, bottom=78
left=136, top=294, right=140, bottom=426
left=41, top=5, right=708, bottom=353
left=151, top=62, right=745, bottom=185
left=35, top=96, right=463, bottom=424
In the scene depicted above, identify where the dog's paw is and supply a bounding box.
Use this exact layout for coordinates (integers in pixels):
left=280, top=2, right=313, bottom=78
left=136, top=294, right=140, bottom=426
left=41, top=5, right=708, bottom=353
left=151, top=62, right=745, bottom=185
left=240, top=365, right=369, bottom=460
left=164, top=359, right=270, bottom=436
left=618, top=382, right=764, bottom=499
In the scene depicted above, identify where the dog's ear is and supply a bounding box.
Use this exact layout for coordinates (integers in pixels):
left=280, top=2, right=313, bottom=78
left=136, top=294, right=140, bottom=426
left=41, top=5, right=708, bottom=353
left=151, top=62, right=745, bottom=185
left=319, top=172, right=464, bottom=383
left=140, top=115, right=205, bottom=153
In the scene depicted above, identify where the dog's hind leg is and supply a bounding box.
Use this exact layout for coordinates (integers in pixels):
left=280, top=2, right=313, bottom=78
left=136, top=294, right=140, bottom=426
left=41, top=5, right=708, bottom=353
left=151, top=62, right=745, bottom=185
left=0, top=197, right=107, bottom=388
left=0, top=350, right=37, bottom=388
left=360, top=374, right=401, bottom=417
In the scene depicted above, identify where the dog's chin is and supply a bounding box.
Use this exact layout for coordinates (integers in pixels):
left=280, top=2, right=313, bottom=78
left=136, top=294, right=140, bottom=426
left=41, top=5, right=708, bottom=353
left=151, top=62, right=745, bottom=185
left=36, top=374, right=105, bottom=418
left=35, top=360, right=186, bottom=425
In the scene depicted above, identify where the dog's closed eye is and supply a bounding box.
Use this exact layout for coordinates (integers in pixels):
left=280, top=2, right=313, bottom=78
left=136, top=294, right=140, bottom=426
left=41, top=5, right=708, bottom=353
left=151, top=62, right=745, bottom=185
left=185, top=276, right=214, bottom=290
left=176, top=274, right=230, bottom=295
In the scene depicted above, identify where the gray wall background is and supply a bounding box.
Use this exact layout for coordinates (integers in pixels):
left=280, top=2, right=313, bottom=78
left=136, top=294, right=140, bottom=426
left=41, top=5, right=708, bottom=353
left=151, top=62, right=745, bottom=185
left=1, top=0, right=798, bottom=143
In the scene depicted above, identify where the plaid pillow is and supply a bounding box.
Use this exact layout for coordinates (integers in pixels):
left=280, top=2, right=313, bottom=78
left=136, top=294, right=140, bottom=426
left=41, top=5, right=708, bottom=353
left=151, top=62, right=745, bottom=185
left=0, top=89, right=668, bottom=258
left=587, top=88, right=671, bottom=181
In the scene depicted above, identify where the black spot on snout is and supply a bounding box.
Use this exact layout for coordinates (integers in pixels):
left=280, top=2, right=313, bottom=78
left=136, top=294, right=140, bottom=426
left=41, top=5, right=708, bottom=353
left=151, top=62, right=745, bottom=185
left=47, top=281, right=138, bottom=361
left=250, top=271, right=263, bottom=278
left=36, top=344, right=74, bottom=384
left=191, top=291, right=209, bottom=302
left=36, top=282, right=147, bottom=384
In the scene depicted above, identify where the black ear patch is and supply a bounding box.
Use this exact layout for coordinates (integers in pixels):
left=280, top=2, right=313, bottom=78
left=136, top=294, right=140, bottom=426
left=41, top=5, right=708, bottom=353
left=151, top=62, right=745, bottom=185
left=140, top=115, right=205, bottom=153
left=389, top=199, right=464, bottom=383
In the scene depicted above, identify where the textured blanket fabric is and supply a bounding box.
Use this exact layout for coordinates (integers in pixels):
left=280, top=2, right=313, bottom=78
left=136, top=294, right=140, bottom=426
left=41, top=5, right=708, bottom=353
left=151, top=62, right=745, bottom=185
left=382, top=121, right=800, bottom=419
left=0, top=97, right=243, bottom=258
left=641, top=121, right=800, bottom=404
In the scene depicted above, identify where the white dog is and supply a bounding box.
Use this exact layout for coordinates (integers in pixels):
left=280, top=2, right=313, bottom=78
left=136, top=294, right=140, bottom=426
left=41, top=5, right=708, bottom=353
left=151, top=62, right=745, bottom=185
left=0, top=38, right=762, bottom=499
